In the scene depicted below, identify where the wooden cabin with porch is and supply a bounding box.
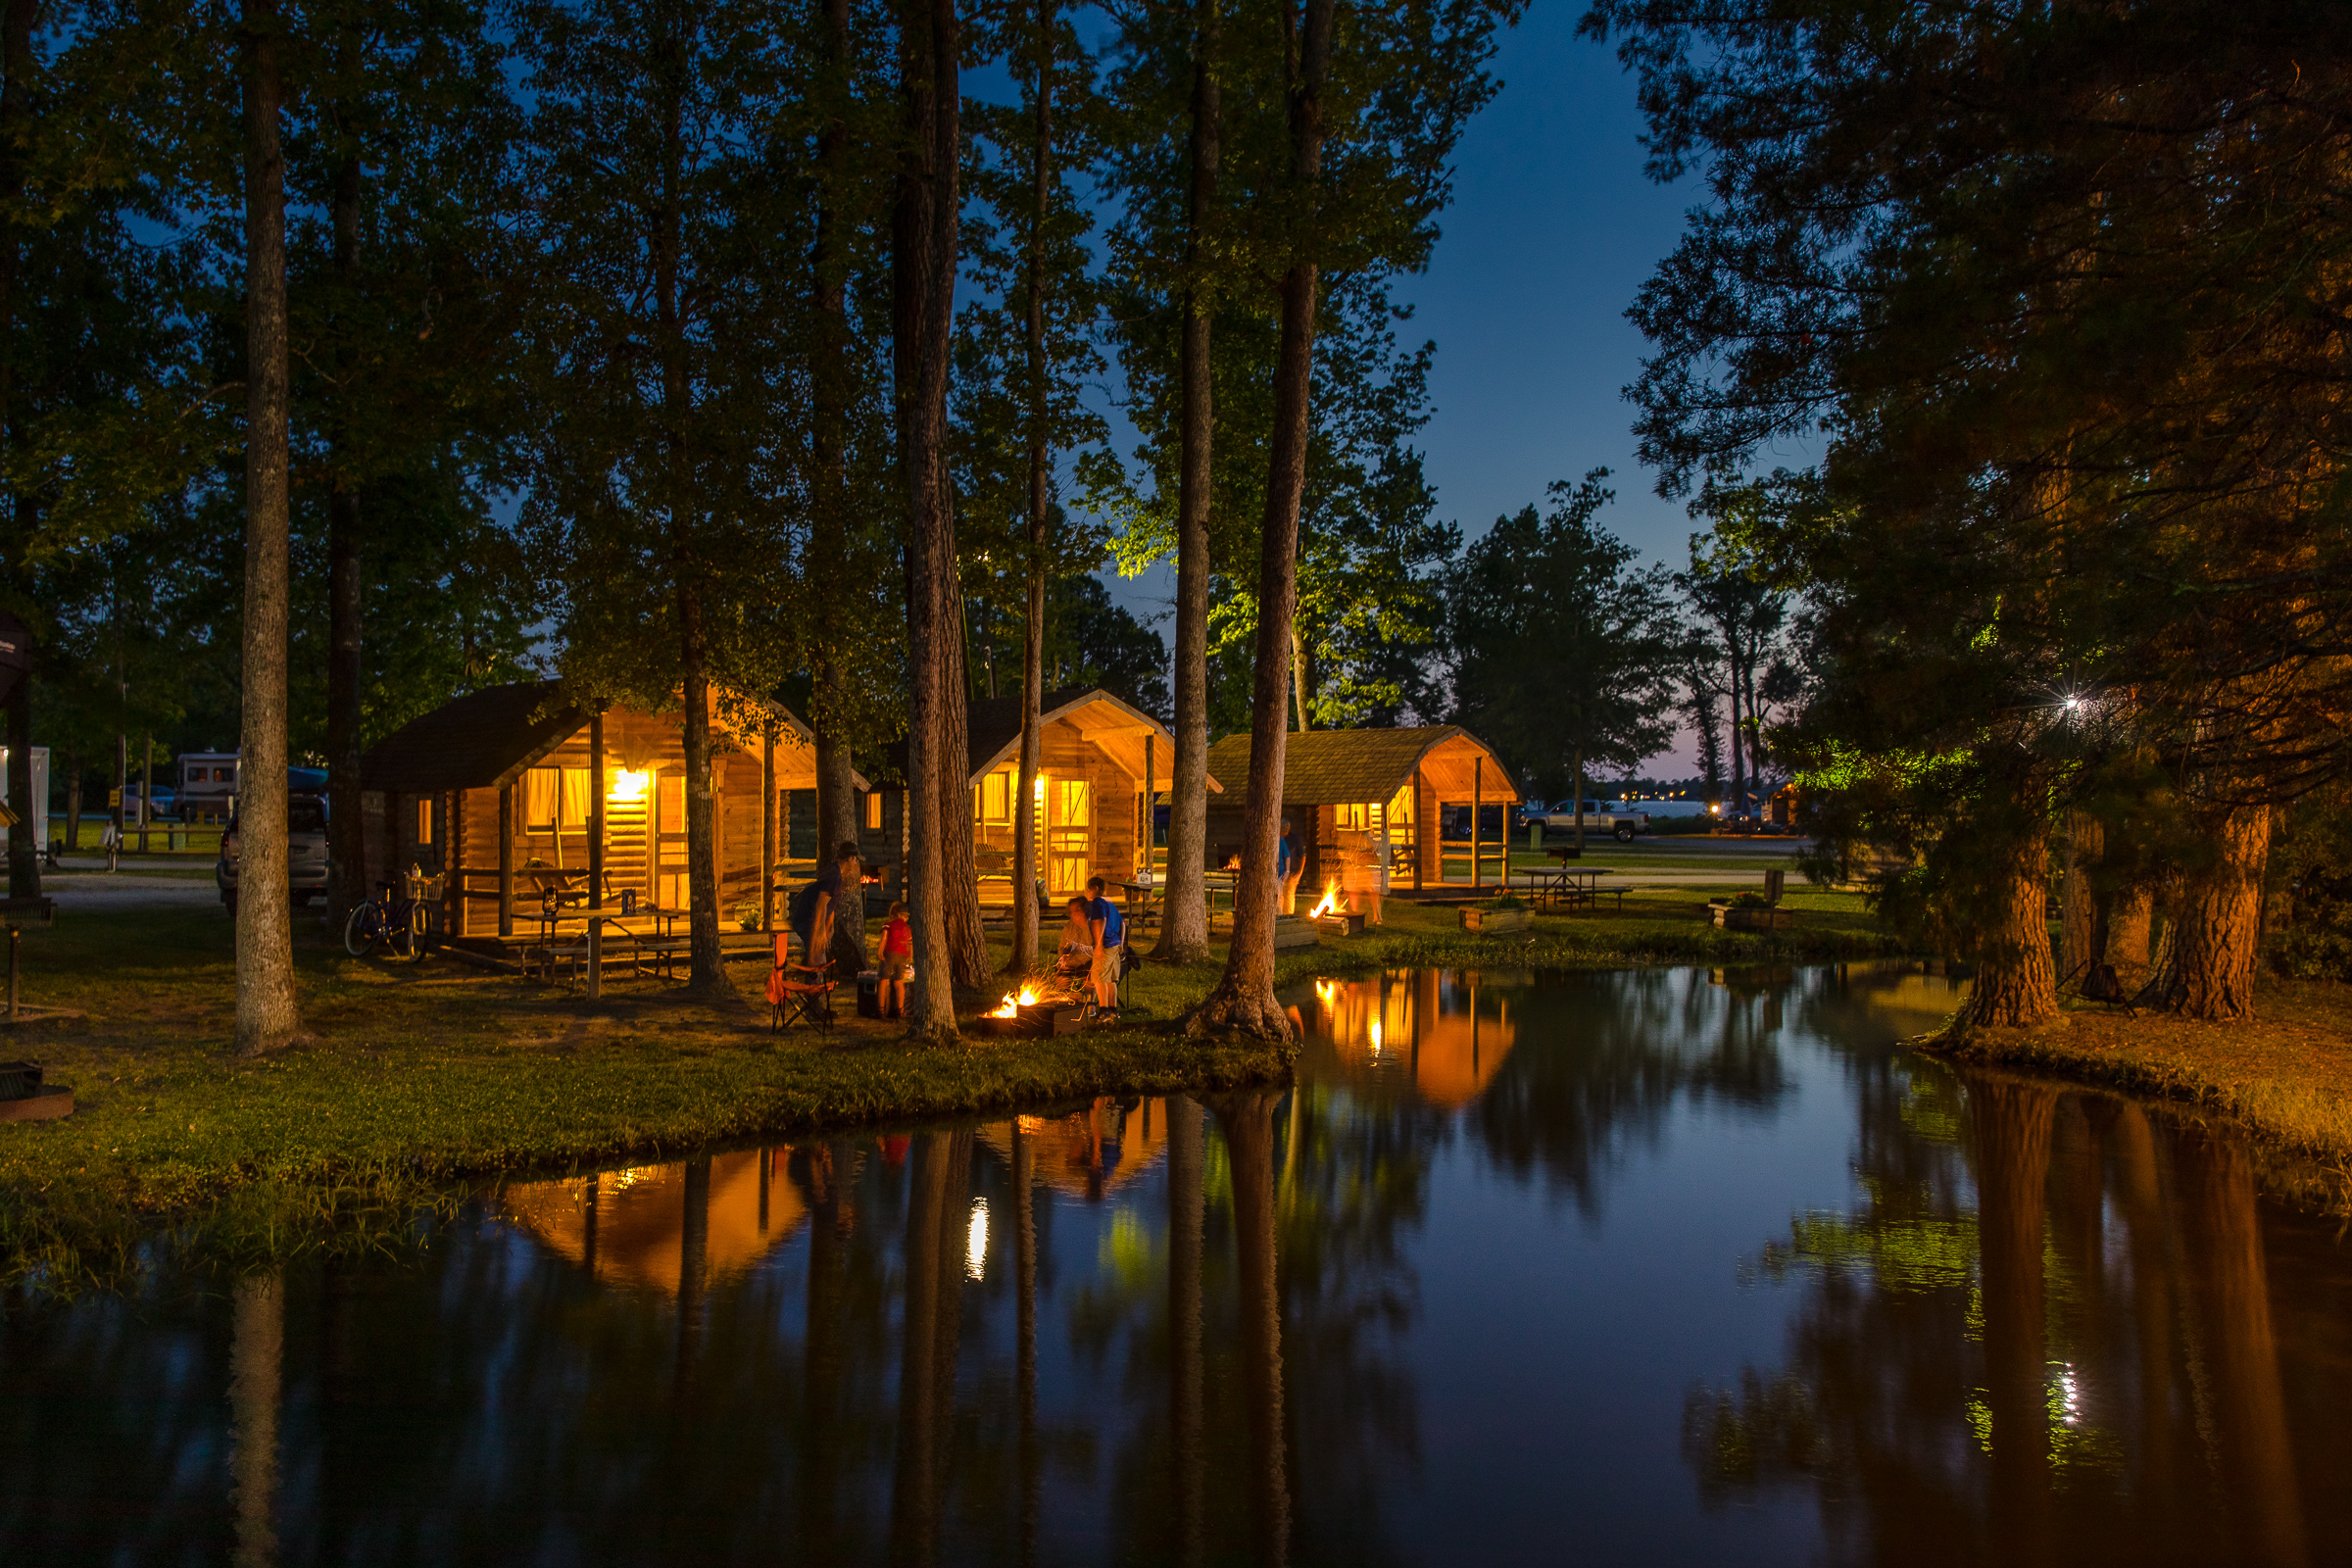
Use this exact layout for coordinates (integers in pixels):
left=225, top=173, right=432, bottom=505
left=859, top=688, right=1209, bottom=911
left=359, top=681, right=852, bottom=954
left=1203, top=725, right=1521, bottom=898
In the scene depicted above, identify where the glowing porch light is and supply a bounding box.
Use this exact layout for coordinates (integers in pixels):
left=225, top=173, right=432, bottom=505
left=609, top=768, right=649, bottom=802
left=966, top=1198, right=990, bottom=1280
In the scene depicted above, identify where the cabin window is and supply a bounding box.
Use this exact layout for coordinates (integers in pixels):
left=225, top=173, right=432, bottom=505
left=1386, top=784, right=1414, bottom=823
left=863, top=791, right=883, bottom=831
left=658, top=773, right=685, bottom=836
left=977, top=768, right=1014, bottom=825
left=416, top=799, right=433, bottom=845
left=525, top=767, right=558, bottom=832
left=561, top=767, right=592, bottom=827
left=1337, top=803, right=1369, bottom=831
left=1048, top=778, right=1090, bottom=828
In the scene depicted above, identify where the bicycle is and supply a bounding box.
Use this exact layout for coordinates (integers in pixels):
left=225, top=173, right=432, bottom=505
left=346, top=873, right=439, bottom=961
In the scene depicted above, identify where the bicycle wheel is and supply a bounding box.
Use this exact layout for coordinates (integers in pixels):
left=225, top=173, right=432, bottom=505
left=344, top=901, right=384, bottom=957
left=405, top=903, right=433, bottom=963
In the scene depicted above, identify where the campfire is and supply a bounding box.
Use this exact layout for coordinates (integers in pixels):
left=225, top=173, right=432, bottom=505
left=989, top=983, right=1043, bottom=1019
left=981, top=982, right=1082, bottom=1037
left=1305, top=878, right=1365, bottom=935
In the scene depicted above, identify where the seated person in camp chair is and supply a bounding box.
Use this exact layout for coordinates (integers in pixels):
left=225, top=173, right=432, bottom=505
left=1034, top=897, right=1096, bottom=1006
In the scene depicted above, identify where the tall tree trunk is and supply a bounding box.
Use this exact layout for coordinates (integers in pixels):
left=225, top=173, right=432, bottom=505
left=808, top=0, right=860, bottom=872
left=1958, top=813, right=2058, bottom=1029
left=2140, top=804, right=2270, bottom=1020
left=237, top=0, right=299, bottom=1055
left=324, top=113, right=365, bottom=925
left=1008, top=0, right=1054, bottom=975
left=1723, top=624, right=1746, bottom=817
left=1152, top=0, right=1219, bottom=965
left=1, top=0, right=35, bottom=900
left=1190, top=0, right=1329, bottom=1040
left=653, top=0, right=727, bottom=994
left=2059, top=810, right=2101, bottom=981
left=1289, top=624, right=1309, bottom=731
left=62, top=750, right=77, bottom=854
left=940, top=580, right=990, bottom=986
left=894, top=0, right=960, bottom=1040
left=2107, top=883, right=2154, bottom=991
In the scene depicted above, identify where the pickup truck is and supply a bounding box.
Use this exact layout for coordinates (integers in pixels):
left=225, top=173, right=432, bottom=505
left=219, top=794, right=331, bottom=912
left=1522, top=799, right=1650, bottom=842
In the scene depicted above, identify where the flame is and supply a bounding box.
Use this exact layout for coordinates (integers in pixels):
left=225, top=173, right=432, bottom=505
left=988, top=983, right=1044, bottom=1019
left=1308, top=878, right=1343, bottom=919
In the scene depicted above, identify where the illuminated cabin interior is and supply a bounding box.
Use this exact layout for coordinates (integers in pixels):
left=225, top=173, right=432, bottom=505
left=978, top=1098, right=1170, bottom=1200
left=1202, top=726, right=1522, bottom=892
left=865, top=689, right=1214, bottom=905
left=360, top=680, right=862, bottom=944
left=500, top=1150, right=807, bottom=1297
left=1305, top=969, right=1517, bottom=1107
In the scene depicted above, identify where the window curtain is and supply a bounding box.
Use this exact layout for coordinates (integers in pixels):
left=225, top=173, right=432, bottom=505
left=561, top=767, right=593, bottom=830
left=525, top=767, right=558, bottom=832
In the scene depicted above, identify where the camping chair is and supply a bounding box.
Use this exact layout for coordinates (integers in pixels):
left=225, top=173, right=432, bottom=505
left=2061, top=956, right=2138, bottom=1017
left=766, top=930, right=839, bottom=1032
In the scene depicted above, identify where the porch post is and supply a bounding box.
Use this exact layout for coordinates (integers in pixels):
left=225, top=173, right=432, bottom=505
left=1472, top=758, right=1483, bottom=889
left=1412, top=768, right=1425, bottom=891
left=450, top=789, right=467, bottom=938
left=497, top=782, right=515, bottom=939
left=1144, top=734, right=1154, bottom=878
left=761, top=729, right=777, bottom=933
left=589, top=710, right=607, bottom=908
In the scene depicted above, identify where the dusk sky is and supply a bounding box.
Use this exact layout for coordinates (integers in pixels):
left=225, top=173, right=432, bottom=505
left=1095, top=6, right=1724, bottom=772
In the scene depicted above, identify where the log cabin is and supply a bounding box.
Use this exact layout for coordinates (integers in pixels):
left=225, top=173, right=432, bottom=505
left=359, top=681, right=857, bottom=946
left=858, top=688, right=1209, bottom=908
left=1202, top=725, right=1522, bottom=896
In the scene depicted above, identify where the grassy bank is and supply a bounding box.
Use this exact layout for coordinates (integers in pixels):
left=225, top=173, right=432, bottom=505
left=0, top=888, right=1893, bottom=1286
left=1928, top=982, right=2352, bottom=1179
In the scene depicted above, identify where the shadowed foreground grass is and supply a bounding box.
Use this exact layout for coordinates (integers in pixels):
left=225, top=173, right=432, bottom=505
left=0, top=889, right=1896, bottom=1287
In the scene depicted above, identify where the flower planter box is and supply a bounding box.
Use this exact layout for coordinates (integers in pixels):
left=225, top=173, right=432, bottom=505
left=1712, top=905, right=1792, bottom=932
left=1460, top=906, right=1534, bottom=935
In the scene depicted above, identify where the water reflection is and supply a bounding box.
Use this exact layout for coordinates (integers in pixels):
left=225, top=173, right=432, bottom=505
left=5, top=965, right=2351, bottom=1567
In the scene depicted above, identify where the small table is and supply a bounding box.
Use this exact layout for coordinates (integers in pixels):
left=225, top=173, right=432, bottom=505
left=1114, top=880, right=1160, bottom=937
left=1516, top=864, right=1616, bottom=910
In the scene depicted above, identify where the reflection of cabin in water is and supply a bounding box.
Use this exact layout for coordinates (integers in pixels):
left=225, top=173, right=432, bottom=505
left=1303, top=970, right=1517, bottom=1107
left=864, top=689, right=1210, bottom=905
left=361, top=681, right=861, bottom=946
left=501, top=1151, right=805, bottom=1296
left=978, top=1097, right=1169, bottom=1200
left=1203, top=727, right=1521, bottom=892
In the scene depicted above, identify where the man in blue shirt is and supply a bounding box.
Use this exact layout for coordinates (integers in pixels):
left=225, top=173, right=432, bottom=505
left=1276, top=817, right=1303, bottom=914
left=1084, top=875, right=1125, bottom=1013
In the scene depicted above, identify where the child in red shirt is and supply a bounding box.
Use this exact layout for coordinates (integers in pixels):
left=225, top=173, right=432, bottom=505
left=879, top=901, right=913, bottom=1019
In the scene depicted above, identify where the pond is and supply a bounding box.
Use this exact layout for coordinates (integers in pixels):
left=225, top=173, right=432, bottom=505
left=5, top=962, right=2350, bottom=1566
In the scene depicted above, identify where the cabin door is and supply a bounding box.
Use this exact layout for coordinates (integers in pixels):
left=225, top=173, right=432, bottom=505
left=1046, top=776, right=1092, bottom=896
left=655, top=771, right=689, bottom=909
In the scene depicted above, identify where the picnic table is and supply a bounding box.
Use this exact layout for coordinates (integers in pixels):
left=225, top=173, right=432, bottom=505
left=1513, top=863, right=1623, bottom=911
left=536, top=906, right=686, bottom=987
left=1113, top=879, right=1159, bottom=938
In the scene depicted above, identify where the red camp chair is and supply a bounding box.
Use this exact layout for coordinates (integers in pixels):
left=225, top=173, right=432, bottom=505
left=767, top=930, right=839, bottom=1032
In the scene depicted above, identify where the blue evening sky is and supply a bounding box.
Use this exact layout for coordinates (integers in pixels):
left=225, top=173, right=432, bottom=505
left=1091, top=6, right=1715, bottom=769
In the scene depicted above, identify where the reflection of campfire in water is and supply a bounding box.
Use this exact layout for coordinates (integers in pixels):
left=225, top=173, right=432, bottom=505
left=1304, top=970, right=1514, bottom=1106
left=989, top=983, right=1043, bottom=1019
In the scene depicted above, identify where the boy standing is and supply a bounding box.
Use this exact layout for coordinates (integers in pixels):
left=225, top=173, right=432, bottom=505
left=1083, top=874, right=1125, bottom=1014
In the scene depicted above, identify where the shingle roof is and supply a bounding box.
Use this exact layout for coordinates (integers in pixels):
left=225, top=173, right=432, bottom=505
left=885, top=688, right=1210, bottom=790
left=360, top=682, right=586, bottom=794
left=1204, top=725, right=1518, bottom=806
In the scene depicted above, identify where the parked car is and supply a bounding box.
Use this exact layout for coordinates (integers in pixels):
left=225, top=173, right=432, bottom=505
left=219, top=794, right=330, bottom=911
left=1527, top=799, right=1650, bottom=842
